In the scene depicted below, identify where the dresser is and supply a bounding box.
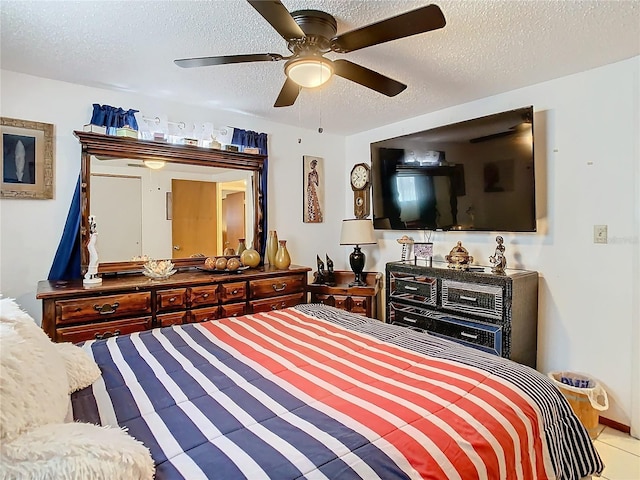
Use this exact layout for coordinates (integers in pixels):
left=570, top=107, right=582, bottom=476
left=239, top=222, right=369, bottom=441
left=37, top=265, right=310, bottom=343
left=307, top=271, right=382, bottom=319
left=386, top=260, right=538, bottom=368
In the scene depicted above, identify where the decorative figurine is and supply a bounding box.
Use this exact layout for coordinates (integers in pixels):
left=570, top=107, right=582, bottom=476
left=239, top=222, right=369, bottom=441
left=313, top=255, right=326, bottom=284
left=325, top=254, right=336, bottom=286
left=83, top=215, right=102, bottom=285
left=489, top=235, right=507, bottom=275
left=396, top=235, right=414, bottom=261
left=445, top=241, right=474, bottom=270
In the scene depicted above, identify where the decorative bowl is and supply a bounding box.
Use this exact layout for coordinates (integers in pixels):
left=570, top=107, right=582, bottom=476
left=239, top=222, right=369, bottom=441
left=142, top=260, right=176, bottom=280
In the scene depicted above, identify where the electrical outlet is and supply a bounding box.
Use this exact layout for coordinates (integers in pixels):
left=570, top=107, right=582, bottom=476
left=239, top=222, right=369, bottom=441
left=594, top=225, right=608, bottom=244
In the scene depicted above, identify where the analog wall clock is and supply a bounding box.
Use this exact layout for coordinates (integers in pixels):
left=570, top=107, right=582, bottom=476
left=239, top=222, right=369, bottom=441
left=350, top=163, right=371, bottom=219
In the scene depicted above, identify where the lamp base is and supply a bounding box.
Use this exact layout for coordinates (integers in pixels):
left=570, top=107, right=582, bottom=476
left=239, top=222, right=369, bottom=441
left=348, top=245, right=366, bottom=287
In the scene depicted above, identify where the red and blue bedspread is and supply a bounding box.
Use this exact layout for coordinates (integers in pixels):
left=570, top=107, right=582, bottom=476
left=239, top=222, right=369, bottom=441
left=73, top=304, right=602, bottom=479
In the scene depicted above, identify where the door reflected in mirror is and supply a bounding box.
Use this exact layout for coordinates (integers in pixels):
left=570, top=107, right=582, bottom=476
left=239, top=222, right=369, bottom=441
left=90, top=157, right=253, bottom=262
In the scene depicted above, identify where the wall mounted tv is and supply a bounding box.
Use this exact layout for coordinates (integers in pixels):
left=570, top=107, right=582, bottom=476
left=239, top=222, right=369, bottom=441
left=370, top=106, right=536, bottom=232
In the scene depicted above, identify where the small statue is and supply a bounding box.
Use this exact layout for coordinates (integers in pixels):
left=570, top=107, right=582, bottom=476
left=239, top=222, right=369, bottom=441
left=325, top=254, right=336, bottom=286
left=313, top=255, right=326, bottom=284
left=83, top=215, right=102, bottom=285
left=489, top=235, right=507, bottom=274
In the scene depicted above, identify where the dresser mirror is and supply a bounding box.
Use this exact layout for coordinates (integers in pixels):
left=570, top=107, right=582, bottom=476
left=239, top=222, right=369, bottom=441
left=76, top=131, right=266, bottom=274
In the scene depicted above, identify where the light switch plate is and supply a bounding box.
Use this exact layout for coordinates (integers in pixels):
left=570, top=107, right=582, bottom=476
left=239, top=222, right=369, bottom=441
left=594, top=225, right=608, bottom=244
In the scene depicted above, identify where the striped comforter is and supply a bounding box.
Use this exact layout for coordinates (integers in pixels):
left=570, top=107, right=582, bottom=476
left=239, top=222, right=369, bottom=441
left=73, top=304, right=602, bottom=480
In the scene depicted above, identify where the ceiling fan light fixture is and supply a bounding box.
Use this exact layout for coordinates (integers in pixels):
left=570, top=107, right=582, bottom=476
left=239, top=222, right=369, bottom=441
left=285, top=57, right=333, bottom=88
left=144, top=160, right=166, bottom=170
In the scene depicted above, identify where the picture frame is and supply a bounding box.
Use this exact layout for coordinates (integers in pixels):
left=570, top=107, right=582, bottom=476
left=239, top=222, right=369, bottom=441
left=1, top=117, right=54, bottom=199
left=303, top=155, right=324, bottom=223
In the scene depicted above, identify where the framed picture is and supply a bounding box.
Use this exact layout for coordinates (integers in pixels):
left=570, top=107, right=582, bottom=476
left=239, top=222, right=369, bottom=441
left=303, top=155, right=324, bottom=223
left=1, top=117, right=54, bottom=199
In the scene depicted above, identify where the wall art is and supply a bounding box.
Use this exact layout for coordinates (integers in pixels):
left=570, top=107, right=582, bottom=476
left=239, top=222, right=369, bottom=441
left=1, top=117, right=54, bottom=199
left=303, top=155, right=324, bottom=223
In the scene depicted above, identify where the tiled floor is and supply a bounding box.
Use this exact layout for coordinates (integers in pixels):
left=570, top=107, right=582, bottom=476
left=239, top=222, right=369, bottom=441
left=593, top=424, right=640, bottom=480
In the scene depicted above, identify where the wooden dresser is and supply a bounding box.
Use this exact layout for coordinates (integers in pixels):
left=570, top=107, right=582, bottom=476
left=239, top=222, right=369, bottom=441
left=37, top=265, right=310, bottom=343
left=307, top=271, right=382, bottom=319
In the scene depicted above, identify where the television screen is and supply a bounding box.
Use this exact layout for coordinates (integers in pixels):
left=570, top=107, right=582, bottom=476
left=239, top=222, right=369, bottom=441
left=370, top=106, right=536, bottom=232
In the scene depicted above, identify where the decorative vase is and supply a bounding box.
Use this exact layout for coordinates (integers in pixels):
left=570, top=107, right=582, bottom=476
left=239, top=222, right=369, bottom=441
left=266, top=230, right=278, bottom=266
left=237, top=238, right=247, bottom=256
left=274, top=240, right=291, bottom=270
left=240, top=247, right=261, bottom=268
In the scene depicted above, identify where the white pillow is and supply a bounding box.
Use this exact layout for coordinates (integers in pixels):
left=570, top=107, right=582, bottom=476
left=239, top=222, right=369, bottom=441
left=0, top=422, right=155, bottom=480
left=0, top=300, right=70, bottom=441
left=54, top=343, right=102, bottom=393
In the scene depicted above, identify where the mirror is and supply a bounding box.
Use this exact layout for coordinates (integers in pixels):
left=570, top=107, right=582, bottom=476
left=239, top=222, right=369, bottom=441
left=76, top=131, right=266, bottom=274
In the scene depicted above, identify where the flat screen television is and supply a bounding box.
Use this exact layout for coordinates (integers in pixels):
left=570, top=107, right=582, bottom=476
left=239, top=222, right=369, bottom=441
left=370, top=106, right=536, bottom=232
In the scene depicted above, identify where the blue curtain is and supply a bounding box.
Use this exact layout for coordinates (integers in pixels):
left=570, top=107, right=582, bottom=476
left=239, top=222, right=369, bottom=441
left=48, top=176, right=81, bottom=280
left=231, top=129, right=268, bottom=259
left=90, top=104, right=139, bottom=134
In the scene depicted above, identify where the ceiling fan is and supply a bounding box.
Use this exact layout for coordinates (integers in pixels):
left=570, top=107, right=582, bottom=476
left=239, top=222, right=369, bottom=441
left=174, top=1, right=446, bottom=107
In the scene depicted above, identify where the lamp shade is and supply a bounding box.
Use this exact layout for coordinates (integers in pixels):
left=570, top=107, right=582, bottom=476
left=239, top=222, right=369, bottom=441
left=285, top=57, right=333, bottom=88
left=340, top=219, right=377, bottom=246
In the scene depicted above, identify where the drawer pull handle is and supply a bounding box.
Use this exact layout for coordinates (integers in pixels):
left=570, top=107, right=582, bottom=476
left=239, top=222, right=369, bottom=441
left=403, top=316, right=419, bottom=324
left=271, top=302, right=286, bottom=310
left=168, top=296, right=177, bottom=303
left=95, top=329, right=120, bottom=340
left=460, top=295, right=478, bottom=302
left=403, top=286, right=418, bottom=291
left=202, top=293, right=209, bottom=299
left=93, top=302, right=119, bottom=315
left=272, top=283, right=287, bottom=292
left=461, top=332, right=478, bottom=340
left=231, top=289, right=239, bottom=295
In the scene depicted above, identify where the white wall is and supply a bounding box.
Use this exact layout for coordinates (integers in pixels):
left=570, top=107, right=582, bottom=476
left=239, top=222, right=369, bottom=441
left=0, top=70, right=345, bottom=321
left=345, top=57, right=640, bottom=428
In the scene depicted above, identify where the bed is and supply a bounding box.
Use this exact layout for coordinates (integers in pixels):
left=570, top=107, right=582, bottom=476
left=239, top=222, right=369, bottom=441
left=72, top=304, right=603, bottom=479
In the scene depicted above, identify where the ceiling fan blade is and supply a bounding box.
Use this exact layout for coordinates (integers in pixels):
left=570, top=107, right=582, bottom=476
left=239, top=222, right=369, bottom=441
left=247, top=0, right=306, bottom=41
left=333, top=59, right=406, bottom=97
left=274, top=78, right=300, bottom=107
left=174, top=53, right=284, bottom=68
left=331, top=4, right=446, bottom=53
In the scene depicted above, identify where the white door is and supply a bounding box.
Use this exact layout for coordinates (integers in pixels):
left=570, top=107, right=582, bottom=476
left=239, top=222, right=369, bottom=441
left=90, top=174, right=142, bottom=262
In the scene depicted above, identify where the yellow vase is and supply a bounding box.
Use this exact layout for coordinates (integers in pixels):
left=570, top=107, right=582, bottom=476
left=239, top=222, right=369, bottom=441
left=274, top=240, right=291, bottom=270
left=266, top=230, right=278, bottom=266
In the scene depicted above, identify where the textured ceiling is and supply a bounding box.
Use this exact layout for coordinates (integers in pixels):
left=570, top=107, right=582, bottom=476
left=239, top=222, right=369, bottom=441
left=2, top=0, right=639, bottom=135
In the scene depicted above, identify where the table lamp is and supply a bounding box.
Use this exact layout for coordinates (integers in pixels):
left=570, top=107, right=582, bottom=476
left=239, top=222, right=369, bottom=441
left=340, top=219, right=377, bottom=286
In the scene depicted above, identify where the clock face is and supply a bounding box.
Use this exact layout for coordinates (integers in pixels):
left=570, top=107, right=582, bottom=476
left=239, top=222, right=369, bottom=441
left=350, top=164, right=370, bottom=190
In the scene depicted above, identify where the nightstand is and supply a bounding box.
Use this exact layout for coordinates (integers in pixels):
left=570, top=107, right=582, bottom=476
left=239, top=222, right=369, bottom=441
left=307, top=270, right=382, bottom=319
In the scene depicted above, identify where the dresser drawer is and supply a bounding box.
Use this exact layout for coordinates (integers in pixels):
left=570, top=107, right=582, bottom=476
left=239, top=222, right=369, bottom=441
left=189, top=306, right=220, bottom=323
left=391, top=277, right=437, bottom=306
left=156, top=288, right=187, bottom=313
left=219, top=281, right=247, bottom=303
left=423, top=315, right=503, bottom=357
left=57, top=317, right=152, bottom=343
left=313, top=294, right=348, bottom=310
left=56, top=292, right=151, bottom=325
left=441, top=280, right=503, bottom=320
left=250, top=275, right=305, bottom=299
left=388, top=302, right=436, bottom=329
left=189, top=285, right=219, bottom=307
left=250, top=292, right=306, bottom=313
left=220, top=302, right=246, bottom=318
left=157, top=311, right=187, bottom=327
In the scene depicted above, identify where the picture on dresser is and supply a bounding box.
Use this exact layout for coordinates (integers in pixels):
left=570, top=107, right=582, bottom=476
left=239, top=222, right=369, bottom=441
left=1, top=117, right=54, bottom=199
left=303, top=155, right=324, bottom=223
